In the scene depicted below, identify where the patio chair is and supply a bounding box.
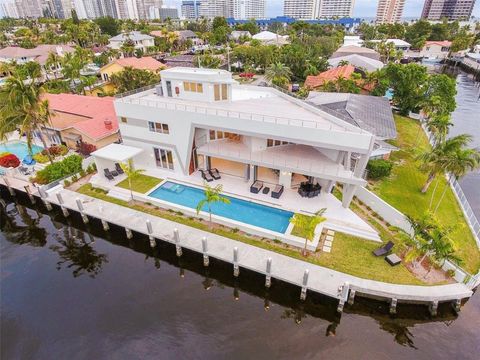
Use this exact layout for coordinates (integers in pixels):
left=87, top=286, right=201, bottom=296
left=307, top=190, right=315, bottom=198
left=271, top=184, right=284, bottom=199
left=250, top=180, right=263, bottom=194
left=313, top=188, right=321, bottom=196
left=298, top=187, right=306, bottom=197
left=115, top=163, right=124, bottom=175
left=200, top=169, right=214, bottom=182
left=372, top=241, right=394, bottom=257
left=104, top=168, right=115, bottom=181
left=209, top=168, right=221, bottom=180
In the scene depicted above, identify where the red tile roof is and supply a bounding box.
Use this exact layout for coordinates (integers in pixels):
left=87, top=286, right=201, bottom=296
left=114, top=56, right=166, bottom=72
left=304, top=65, right=356, bottom=89
left=424, top=41, right=452, bottom=47
left=44, top=94, right=118, bottom=140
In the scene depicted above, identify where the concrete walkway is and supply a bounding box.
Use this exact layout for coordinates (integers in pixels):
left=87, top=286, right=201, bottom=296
left=1, top=177, right=473, bottom=311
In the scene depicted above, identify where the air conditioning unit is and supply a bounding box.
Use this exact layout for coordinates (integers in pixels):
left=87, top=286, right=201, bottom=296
left=155, top=84, right=163, bottom=96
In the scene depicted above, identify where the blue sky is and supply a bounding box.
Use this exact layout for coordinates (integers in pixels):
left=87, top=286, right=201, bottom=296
left=163, top=0, right=480, bottom=18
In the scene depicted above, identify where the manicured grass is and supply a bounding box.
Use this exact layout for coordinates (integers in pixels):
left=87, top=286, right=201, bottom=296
left=116, top=174, right=162, bottom=194
left=77, top=183, right=428, bottom=285
left=368, top=115, right=480, bottom=273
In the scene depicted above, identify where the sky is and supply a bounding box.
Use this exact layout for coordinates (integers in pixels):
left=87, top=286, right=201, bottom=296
left=163, top=0, right=480, bottom=18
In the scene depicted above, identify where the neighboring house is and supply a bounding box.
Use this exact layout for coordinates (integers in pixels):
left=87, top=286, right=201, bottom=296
left=108, top=31, right=155, bottom=53
left=406, top=40, right=452, bottom=60
left=304, top=65, right=356, bottom=89
left=328, top=54, right=384, bottom=72
left=306, top=92, right=398, bottom=159
left=0, top=44, right=74, bottom=78
left=109, top=67, right=375, bottom=208
left=343, top=35, right=363, bottom=47
left=150, top=30, right=202, bottom=45
left=87, top=57, right=166, bottom=96
left=371, top=39, right=411, bottom=51
left=230, top=30, right=252, bottom=41
left=41, top=94, right=120, bottom=151
left=160, top=54, right=196, bottom=68
left=331, top=45, right=381, bottom=61
left=251, top=31, right=289, bottom=46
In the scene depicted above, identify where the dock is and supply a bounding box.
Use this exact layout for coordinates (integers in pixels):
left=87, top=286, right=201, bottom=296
left=0, top=177, right=474, bottom=315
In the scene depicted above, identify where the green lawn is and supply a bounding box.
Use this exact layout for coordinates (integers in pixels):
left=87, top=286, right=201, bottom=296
left=77, top=183, right=428, bottom=285
left=116, top=174, right=162, bottom=194
left=368, top=115, right=480, bottom=273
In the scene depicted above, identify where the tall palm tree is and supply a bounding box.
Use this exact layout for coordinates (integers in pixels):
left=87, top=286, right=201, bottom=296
left=78, top=75, right=97, bottom=95
left=433, top=147, right=480, bottom=214
left=417, top=134, right=473, bottom=193
left=289, top=209, right=326, bottom=256
left=425, top=113, right=452, bottom=145
left=120, top=159, right=145, bottom=201
left=0, top=74, right=54, bottom=163
left=196, top=183, right=230, bottom=228
left=46, top=51, right=62, bottom=79
left=265, top=62, right=292, bottom=88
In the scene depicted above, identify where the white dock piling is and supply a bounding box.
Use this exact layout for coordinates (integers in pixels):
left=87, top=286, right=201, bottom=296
left=202, top=236, right=209, bottom=266
left=76, top=198, right=89, bottom=224
left=265, top=257, right=272, bottom=288
left=300, top=269, right=309, bottom=301
left=56, top=192, right=69, bottom=217
left=174, top=228, right=182, bottom=256
left=233, top=247, right=239, bottom=277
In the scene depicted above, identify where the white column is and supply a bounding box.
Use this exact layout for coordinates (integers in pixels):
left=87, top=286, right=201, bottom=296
left=278, top=171, right=292, bottom=187
left=342, top=184, right=358, bottom=208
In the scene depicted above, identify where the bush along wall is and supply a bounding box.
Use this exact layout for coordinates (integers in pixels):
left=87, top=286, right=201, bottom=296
left=367, top=159, right=393, bottom=180
left=32, top=154, right=83, bottom=184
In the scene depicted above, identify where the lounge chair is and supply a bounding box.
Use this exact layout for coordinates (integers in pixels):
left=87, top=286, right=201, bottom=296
left=104, top=168, right=114, bottom=180
left=373, top=241, right=394, bottom=257
left=298, top=188, right=306, bottom=197
left=115, top=163, right=124, bottom=174
left=209, top=168, right=221, bottom=180
left=200, top=169, right=214, bottom=182
left=271, top=184, right=284, bottom=199
left=250, top=180, right=263, bottom=194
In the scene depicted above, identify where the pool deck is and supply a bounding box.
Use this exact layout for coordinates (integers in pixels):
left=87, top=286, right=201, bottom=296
left=1, top=176, right=474, bottom=314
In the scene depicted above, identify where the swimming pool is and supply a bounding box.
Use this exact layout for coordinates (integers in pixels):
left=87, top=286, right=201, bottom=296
left=148, top=181, right=294, bottom=233
left=0, top=141, right=43, bottom=160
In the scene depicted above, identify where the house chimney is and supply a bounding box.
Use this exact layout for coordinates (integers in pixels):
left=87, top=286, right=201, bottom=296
left=104, top=120, right=112, bottom=130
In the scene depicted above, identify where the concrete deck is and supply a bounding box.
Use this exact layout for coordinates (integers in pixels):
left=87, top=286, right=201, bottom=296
left=1, top=176, right=472, bottom=310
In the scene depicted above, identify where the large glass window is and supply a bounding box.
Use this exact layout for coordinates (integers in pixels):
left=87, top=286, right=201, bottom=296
left=154, top=148, right=174, bottom=169
left=148, top=121, right=169, bottom=134
left=184, top=82, right=203, bottom=93
left=266, top=138, right=291, bottom=147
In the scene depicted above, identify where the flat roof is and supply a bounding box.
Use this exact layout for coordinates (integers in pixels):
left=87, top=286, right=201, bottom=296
left=91, top=144, right=143, bottom=162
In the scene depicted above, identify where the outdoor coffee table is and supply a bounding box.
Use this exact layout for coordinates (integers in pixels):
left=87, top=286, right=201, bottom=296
left=263, top=187, right=270, bottom=194
left=385, top=253, right=402, bottom=266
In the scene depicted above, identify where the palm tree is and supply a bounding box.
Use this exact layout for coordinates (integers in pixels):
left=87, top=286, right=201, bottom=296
left=425, top=113, right=452, bottom=144
left=0, top=73, right=54, bottom=163
left=78, top=76, right=97, bottom=95
left=424, top=227, right=459, bottom=278
left=195, top=183, right=230, bottom=228
left=120, top=159, right=144, bottom=201
left=46, top=52, right=62, bottom=79
left=289, top=209, right=326, bottom=256
left=417, top=134, right=473, bottom=193
left=433, top=146, right=480, bottom=214
left=265, top=62, right=292, bottom=88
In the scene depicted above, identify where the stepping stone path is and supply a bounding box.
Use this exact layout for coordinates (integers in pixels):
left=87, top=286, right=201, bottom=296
left=322, top=229, right=335, bottom=253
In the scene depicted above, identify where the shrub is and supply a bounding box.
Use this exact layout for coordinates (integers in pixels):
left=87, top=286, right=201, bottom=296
left=78, top=142, right=97, bottom=156
left=42, top=144, right=68, bottom=157
left=33, top=153, right=50, bottom=163
left=0, top=153, right=20, bottom=168
left=79, top=169, right=86, bottom=177
left=64, top=179, right=71, bottom=187
left=367, top=159, right=393, bottom=180
left=32, top=154, right=83, bottom=184
left=0, top=151, right=12, bottom=157
left=71, top=174, right=78, bottom=182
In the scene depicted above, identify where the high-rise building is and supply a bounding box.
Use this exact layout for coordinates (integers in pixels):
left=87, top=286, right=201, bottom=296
left=14, top=0, right=43, bottom=18
left=283, top=0, right=354, bottom=19
left=158, top=5, right=178, bottom=20
left=1, top=0, right=20, bottom=18
left=317, top=0, right=355, bottom=18
left=376, top=0, right=405, bottom=23
left=421, top=0, right=476, bottom=21
left=227, top=0, right=265, bottom=19
left=198, top=0, right=226, bottom=18
left=181, top=0, right=201, bottom=19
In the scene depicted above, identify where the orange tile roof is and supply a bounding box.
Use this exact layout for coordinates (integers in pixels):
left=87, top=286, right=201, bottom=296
left=304, top=65, right=356, bottom=89
left=44, top=94, right=118, bottom=140
left=115, top=56, right=166, bottom=72
left=425, top=41, right=452, bottom=47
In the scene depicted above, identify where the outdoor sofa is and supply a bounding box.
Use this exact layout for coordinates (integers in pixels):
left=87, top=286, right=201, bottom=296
left=271, top=184, right=284, bottom=199
left=250, top=180, right=263, bottom=194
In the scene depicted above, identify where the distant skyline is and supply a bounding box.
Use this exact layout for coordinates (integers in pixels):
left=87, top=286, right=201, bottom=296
left=163, top=0, right=480, bottom=18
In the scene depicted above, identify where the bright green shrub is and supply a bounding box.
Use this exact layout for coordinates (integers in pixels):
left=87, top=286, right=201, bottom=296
left=33, top=153, right=50, bottom=163
left=33, top=154, right=83, bottom=184
left=367, top=159, right=394, bottom=180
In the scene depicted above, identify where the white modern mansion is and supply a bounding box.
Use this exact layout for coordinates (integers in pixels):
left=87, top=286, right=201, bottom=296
left=112, top=68, right=375, bottom=209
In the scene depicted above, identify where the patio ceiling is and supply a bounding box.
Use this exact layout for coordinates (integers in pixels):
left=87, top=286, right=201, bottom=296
left=197, top=140, right=366, bottom=186
left=91, top=143, right=143, bottom=162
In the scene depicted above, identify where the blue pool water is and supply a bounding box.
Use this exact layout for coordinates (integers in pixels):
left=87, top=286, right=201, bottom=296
left=149, top=181, right=294, bottom=233
left=0, top=141, right=43, bottom=160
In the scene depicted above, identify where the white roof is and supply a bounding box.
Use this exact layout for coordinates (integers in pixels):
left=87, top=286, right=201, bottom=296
left=328, top=54, right=384, bottom=72
left=109, top=31, right=153, bottom=42
left=252, top=31, right=287, bottom=41
left=91, top=144, right=143, bottom=162
left=160, top=67, right=235, bottom=83
left=372, top=39, right=411, bottom=47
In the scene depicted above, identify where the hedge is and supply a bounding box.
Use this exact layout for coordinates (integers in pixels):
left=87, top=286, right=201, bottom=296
left=367, top=159, right=393, bottom=180
left=0, top=153, right=20, bottom=168
left=33, top=154, right=83, bottom=184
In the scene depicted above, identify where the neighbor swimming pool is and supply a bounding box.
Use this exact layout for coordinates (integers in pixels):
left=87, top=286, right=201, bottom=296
left=0, top=141, right=43, bottom=160
left=148, top=181, right=294, bottom=233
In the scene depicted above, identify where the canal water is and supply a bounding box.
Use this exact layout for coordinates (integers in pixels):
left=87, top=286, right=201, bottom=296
left=1, top=192, right=479, bottom=359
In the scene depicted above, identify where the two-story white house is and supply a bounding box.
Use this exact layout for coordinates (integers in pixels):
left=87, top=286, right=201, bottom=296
left=108, top=31, right=155, bottom=54
left=111, top=68, right=376, bottom=209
